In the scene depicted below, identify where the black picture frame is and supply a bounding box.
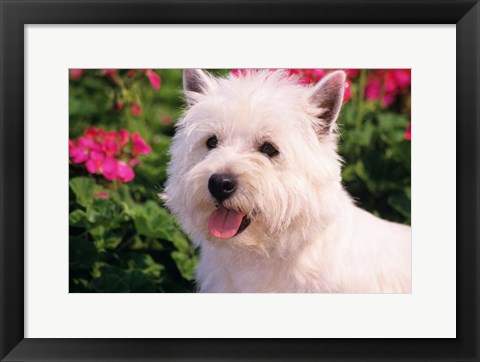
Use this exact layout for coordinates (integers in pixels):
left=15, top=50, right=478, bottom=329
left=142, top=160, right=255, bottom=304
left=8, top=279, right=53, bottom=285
left=1, top=1, right=479, bottom=361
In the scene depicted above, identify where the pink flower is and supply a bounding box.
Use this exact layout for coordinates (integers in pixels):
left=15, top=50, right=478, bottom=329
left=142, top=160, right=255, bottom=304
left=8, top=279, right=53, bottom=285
left=69, top=140, right=76, bottom=152
left=129, top=158, right=141, bottom=167
left=101, top=138, right=120, bottom=157
left=95, top=192, right=109, bottom=199
left=283, top=69, right=324, bottom=85
left=146, top=69, right=161, bottom=90
left=117, top=162, right=135, bottom=182
left=404, top=123, right=411, bottom=141
left=232, top=69, right=252, bottom=78
left=69, top=69, right=84, bottom=80
left=365, top=75, right=381, bottom=101
left=384, top=71, right=398, bottom=94
left=70, top=127, right=141, bottom=183
left=300, top=75, right=314, bottom=85
left=96, top=157, right=136, bottom=183
left=285, top=69, right=303, bottom=77
left=69, top=137, right=97, bottom=164
left=311, top=69, right=326, bottom=79
left=131, top=103, right=142, bottom=117
left=102, top=69, right=117, bottom=76
left=393, top=69, right=411, bottom=89
left=302, top=69, right=325, bottom=83
left=102, top=157, right=118, bottom=181
left=382, top=70, right=411, bottom=106
left=344, top=69, right=360, bottom=78
left=115, top=101, right=124, bottom=110
left=343, top=78, right=352, bottom=103
left=118, top=129, right=130, bottom=146
left=292, top=69, right=326, bottom=84
left=132, top=133, right=152, bottom=156
left=364, top=70, right=411, bottom=106
left=85, top=150, right=105, bottom=174
left=84, top=127, right=100, bottom=140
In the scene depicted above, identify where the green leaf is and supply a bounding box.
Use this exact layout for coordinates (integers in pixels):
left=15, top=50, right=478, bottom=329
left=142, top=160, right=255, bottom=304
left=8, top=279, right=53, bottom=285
left=377, top=112, right=410, bottom=145
left=69, top=210, right=89, bottom=228
left=112, top=184, right=136, bottom=209
left=356, top=121, right=375, bottom=146
left=132, top=201, right=177, bottom=240
left=388, top=193, right=411, bottom=218
left=96, top=198, right=116, bottom=219
left=126, top=270, right=156, bottom=293
left=89, top=225, right=106, bottom=239
left=124, top=253, right=164, bottom=279
left=104, top=232, right=123, bottom=249
left=353, top=160, right=377, bottom=194
left=171, top=251, right=197, bottom=281
left=92, top=261, right=108, bottom=278
left=70, top=278, right=91, bottom=293
left=86, top=198, right=116, bottom=224
left=91, top=265, right=157, bottom=293
left=69, top=237, right=98, bottom=269
left=92, top=273, right=130, bottom=293
left=341, top=165, right=356, bottom=183
left=170, top=228, right=193, bottom=254
left=70, top=177, right=101, bottom=207
left=404, top=186, right=411, bottom=199
left=91, top=266, right=129, bottom=292
left=86, top=205, right=100, bottom=223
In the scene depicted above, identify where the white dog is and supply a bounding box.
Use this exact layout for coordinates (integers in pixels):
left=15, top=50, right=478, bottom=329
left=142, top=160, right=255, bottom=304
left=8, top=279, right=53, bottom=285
left=164, top=69, right=411, bottom=293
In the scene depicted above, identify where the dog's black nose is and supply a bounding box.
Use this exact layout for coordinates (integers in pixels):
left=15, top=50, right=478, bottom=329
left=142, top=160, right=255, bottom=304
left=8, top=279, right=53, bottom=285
left=208, top=173, right=237, bottom=202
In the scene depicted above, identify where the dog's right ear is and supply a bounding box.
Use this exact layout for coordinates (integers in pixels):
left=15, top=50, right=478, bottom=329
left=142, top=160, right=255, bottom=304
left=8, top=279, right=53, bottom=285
left=308, top=70, right=346, bottom=136
left=183, top=69, right=211, bottom=106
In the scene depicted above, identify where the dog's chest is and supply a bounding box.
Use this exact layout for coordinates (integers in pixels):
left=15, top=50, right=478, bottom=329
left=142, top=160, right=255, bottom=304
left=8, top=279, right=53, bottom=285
left=198, top=247, right=335, bottom=293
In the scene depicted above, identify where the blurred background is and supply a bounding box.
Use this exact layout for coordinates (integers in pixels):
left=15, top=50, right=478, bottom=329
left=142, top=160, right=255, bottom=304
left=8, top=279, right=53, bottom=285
left=69, top=69, right=411, bottom=293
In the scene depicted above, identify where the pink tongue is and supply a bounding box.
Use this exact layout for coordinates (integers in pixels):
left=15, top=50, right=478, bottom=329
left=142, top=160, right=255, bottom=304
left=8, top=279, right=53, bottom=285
left=208, top=206, right=245, bottom=240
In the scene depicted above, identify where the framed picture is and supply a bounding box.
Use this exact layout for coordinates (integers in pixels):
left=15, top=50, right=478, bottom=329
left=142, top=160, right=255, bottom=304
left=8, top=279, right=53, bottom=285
left=1, top=0, right=478, bottom=361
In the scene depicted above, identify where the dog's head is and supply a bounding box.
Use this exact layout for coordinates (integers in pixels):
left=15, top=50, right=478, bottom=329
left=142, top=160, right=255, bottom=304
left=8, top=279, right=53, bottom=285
left=165, top=69, right=346, bottom=254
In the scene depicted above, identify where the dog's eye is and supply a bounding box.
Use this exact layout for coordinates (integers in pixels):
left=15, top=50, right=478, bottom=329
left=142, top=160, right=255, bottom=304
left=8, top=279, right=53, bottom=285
left=259, top=142, right=279, bottom=158
left=206, top=135, right=218, bottom=150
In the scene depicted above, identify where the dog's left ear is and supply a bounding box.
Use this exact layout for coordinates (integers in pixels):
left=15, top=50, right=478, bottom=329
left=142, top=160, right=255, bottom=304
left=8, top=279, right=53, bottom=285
left=308, top=70, right=346, bottom=136
left=183, top=69, right=212, bottom=106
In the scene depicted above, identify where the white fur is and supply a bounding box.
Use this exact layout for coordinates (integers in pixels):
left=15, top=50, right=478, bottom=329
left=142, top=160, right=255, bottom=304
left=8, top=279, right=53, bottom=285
left=164, top=69, right=411, bottom=293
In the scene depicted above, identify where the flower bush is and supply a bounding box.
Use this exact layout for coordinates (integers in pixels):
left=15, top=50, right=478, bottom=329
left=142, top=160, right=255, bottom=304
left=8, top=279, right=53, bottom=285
left=69, top=68, right=411, bottom=293
left=69, top=127, right=151, bottom=183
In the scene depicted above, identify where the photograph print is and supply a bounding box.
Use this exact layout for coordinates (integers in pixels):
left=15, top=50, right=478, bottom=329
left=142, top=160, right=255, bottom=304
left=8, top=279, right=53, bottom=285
left=69, top=68, right=411, bottom=293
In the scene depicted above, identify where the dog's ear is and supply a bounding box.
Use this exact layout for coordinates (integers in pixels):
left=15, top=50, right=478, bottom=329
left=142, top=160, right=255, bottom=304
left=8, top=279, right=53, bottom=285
left=183, top=69, right=211, bottom=106
left=309, top=70, right=346, bottom=136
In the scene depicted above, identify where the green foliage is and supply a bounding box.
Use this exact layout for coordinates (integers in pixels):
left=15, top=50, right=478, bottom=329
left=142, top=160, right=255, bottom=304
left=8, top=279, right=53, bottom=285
left=69, top=70, right=197, bottom=293
left=69, top=69, right=410, bottom=293
left=338, top=71, right=411, bottom=224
